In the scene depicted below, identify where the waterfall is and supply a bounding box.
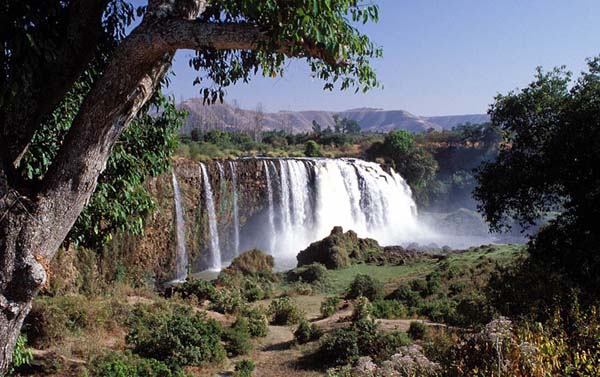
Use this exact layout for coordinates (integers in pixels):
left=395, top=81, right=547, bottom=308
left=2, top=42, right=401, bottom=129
left=171, top=172, right=188, bottom=281
left=200, top=163, right=222, bottom=270
left=229, top=161, right=240, bottom=257
left=263, top=161, right=277, bottom=253
left=191, top=157, right=433, bottom=271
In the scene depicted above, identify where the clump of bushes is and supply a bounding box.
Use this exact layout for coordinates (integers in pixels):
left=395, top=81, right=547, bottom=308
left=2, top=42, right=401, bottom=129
left=294, top=319, right=323, bottom=344
left=223, top=318, right=252, bottom=357
left=241, top=307, right=269, bottom=337
left=345, top=274, right=383, bottom=301
left=372, top=299, right=407, bottom=319
left=126, top=302, right=225, bottom=368
left=234, top=359, right=255, bottom=377
left=286, top=263, right=329, bottom=289
left=89, top=351, right=183, bottom=377
left=268, top=297, right=304, bottom=325
left=316, top=318, right=411, bottom=366
left=320, top=296, right=341, bottom=318
left=209, top=288, right=246, bottom=315
left=171, top=278, right=217, bottom=302
left=407, top=321, right=428, bottom=340
left=351, top=296, right=373, bottom=322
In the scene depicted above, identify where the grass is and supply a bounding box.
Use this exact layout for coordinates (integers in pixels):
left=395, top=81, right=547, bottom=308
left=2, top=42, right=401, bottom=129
left=320, top=244, right=524, bottom=295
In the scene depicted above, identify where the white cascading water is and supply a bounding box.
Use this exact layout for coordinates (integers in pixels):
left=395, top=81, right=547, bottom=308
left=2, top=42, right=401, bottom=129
left=268, top=158, right=423, bottom=263
left=229, top=161, right=240, bottom=257
left=171, top=172, right=188, bottom=281
left=200, top=163, right=222, bottom=270
left=263, top=160, right=277, bottom=253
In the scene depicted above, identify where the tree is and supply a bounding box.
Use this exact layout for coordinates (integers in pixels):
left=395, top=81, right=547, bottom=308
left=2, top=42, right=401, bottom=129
left=342, top=118, right=361, bottom=134
left=474, top=58, right=600, bottom=307
left=304, top=140, right=323, bottom=157
left=0, top=0, right=381, bottom=370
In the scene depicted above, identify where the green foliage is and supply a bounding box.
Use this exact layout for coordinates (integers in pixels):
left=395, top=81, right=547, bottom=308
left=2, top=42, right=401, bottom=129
left=316, top=318, right=411, bottom=366
left=475, top=57, right=600, bottom=303
left=241, top=307, right=269, bottom=337
left=8, top=335, right=32, bottom=375
left=268, top=297, right=304, bottom=325
left=371, top=299, right=407, bottom=319
left=89, top=351, right=183, bottom=377
left=294, top=319, right=323, bottom=344
left=367, top=130, right=438, bottom=205
left=287, top=263, right=329, bottom=289
left=304, top=140, right=323, bottom=157
left=408, top=321, right=428, bottom=340
left=345, top=274, right=383, bottom=301
left=209, top=288, right=246, bottom=315
left=223, top=318, right=252, bottom=357
left=126, top=303, right=225, bottom=368
left=172, top=278, right=217, bottom=302
left=320, top=296, right=341, bottom=318
left=234, top=360, right=255, bottom=377
left=351, top=296, right=373, bottom=321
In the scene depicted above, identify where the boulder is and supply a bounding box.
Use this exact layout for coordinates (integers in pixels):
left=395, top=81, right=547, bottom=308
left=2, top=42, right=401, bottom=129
left=225, top=249, right=274, bottom=275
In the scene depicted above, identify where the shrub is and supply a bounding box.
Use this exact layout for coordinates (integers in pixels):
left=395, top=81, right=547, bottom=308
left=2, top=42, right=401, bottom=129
left=223, top=318, right=252, bottom=357
left=89, top=351, right=182, bottom=377
left=286, top=263, right=329, bottom=287
left=241, top=307, right=269, bottom=337
left=352, top=296, right=373, bottom=321
left=372, top=299, right=407, bottom=319
left=320, top=296, right=341, bottom=318
left=387, top=285, right=422, bottom=308
left=345, top=274, right=383, bottom=301
left=126, top=303, right=225, bottom=367
left=209, top=289, right=246, bottom=315
left=408, top=321, right=428, bottom=340
left=226, top=249, right=274, bottom=276
left=268, top=297, right=304, bottom=325
left=304, top=140, right=323, bottom=157
left=294, top=319, right=323, bottom=344
left=242, top=279, right=265, bottom=302
left=316, top=318, right=411, bottom=366
left=172, top=278, right=217, bottom=302
left=234, top=359, right=255, bottom=377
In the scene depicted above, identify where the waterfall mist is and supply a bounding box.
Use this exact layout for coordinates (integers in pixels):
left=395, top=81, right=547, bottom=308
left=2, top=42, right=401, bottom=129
left=200, top=163, right=222, bottom=271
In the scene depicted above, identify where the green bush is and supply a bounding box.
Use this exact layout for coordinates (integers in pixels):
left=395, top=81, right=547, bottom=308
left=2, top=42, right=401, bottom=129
left=268, top=297, right=304, bottom=325
left=386, top=285, right=423, bottom=308
left=407, top=321, right=428, bottom=340
left=172, top=278, right=217, bottom=302
left=286, top=263, right=329, bottom=287
left=316, top=318, right=411, bottom=366
left=345, top=274, right=383, bottom=301
left=226, top=249, right=274, bottom=276
left=294, top=319, right=323, bottom=344
left=223, top=318, right=252, bottom=357
left=234, top=359, right=256, bottom=377
left=320, top=296, right=341, bottom=318
left=126, top=303, right=225, bottom=368
left=210, top=289, right=246, bottom=315
left=372, top=299, right=407, bottom=319
left=89, top=351, right=182, bottom=377
left=241, top=307, right=269, bottom=337
left=304, top=140, right=323, bottom=157
left=351, top=296, right=373, bottom=321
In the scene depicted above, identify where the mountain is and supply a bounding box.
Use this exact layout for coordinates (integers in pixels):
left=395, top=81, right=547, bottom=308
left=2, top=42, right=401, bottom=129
left=178, top=98, right=490, bottom=135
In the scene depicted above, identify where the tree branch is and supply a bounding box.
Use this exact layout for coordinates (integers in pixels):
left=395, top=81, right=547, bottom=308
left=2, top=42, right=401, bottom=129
left=152, top=20, right=347, bottom=67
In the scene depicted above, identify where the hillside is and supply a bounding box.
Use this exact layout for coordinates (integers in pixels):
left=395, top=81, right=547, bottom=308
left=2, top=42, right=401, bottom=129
left=178, top=99, right=490, bottom=135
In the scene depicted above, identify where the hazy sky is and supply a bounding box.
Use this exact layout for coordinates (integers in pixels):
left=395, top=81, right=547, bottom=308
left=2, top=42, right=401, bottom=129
left=163, top=0, right=600, bottom=115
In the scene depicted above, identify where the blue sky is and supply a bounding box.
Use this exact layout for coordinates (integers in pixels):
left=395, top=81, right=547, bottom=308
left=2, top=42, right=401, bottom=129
left=163, top=0, right=600, bottom=115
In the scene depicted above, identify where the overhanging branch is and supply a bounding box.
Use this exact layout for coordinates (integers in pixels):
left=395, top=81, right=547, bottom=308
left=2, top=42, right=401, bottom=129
left=152, top=19, right=347, bottom=67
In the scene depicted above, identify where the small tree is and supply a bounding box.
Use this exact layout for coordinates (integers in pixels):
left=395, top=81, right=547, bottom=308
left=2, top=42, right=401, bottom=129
left=304, top=140, right=323, bottom=157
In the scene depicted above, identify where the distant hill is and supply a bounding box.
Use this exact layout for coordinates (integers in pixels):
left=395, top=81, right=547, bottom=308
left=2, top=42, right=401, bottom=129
left=178, top=98, right=490, bottom=135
